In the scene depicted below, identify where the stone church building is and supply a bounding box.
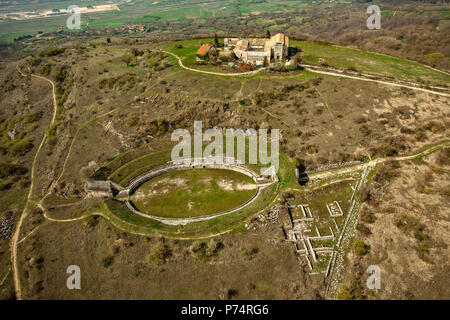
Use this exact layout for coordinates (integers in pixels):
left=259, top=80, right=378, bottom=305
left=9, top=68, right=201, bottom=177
left=224, top=33, right=290, bottom=66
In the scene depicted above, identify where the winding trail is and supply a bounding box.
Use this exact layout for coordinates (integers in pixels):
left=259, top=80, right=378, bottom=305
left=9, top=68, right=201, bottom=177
left=163, top=50, right=265, bottom=76
left=309, top=141, right=449, bottom=182
left=164, top=50, right=449, bottom=97
left=40, top=106, right=120, bottom=203
left=303, top=65, right=449, bottom=97
left=11, top=65, right=58, bottom=300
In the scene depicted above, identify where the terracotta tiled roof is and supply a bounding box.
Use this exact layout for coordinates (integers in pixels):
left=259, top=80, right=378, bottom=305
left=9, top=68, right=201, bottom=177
left=196, top=44, right=211, bottom=55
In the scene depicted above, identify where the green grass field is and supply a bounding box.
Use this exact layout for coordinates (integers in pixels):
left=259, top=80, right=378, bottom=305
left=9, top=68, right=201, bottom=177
left=165, top=39, right=209, bottom=66
left=292, top=40, right=450, bottom=85
left=163, top=38, right=450, bottom=85
left=130, top=168, right=257, bottom=218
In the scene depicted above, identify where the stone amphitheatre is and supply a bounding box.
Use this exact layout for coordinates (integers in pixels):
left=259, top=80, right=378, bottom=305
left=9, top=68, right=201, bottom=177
left=87, top=157, right=278, bottom=226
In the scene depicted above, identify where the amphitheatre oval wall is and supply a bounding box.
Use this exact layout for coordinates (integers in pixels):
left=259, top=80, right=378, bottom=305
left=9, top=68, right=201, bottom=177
left=123, top=161, right=264, bottom=226
left=125, top=161, right=260, bottom=195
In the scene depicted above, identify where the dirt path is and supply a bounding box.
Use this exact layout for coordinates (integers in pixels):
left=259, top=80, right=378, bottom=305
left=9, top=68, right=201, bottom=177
left=309, top=141, right=449, bottom=181
left=11, top=65, right=58, bottom=300
left=164, top=50, right=449, bottom=96
left=40, top=107, right=120, bottom=203
left=163, top=50, right=266, bottom=76
left=303, top=65, right=449, bottom=97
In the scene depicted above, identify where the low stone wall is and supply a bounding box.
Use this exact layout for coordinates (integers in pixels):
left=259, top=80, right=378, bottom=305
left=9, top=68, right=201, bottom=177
left=124, top=185, right=260, bottom=226
left=125, top=161, right=261, bottom=196
left=305, top=161, right=362, bottom=174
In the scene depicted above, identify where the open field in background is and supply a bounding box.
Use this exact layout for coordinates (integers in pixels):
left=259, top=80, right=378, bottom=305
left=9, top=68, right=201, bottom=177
left=0, top=0, right=116, bottom=41
left=0, top=0, right=110, bottom=12
left=0, top=0, right=229, bottom=41
left=164, top=39, right=212, bottom=66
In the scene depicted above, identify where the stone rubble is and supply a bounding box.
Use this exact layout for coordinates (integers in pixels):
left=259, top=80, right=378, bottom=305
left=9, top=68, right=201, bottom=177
left=245, top=205, right=280, bottom=230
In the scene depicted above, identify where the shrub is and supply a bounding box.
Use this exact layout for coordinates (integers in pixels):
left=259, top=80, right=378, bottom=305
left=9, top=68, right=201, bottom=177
left=291, top=158, right=300, bottom=168
left=99, top=77, right=117, bottom=89
left=130, top=47, right=143, bottom=57
left=0, top=162, right=27, bottom=178
left=352, top=239, right=368, bottom=256
left=359, top=124, right=371, bottom=136
left=356, top=223, right=372, bottom=236
left=38, top=47, right=65, bottom=57
left=358, top=186, right=371, bottom=202
left=318, top=58, right=329, bottom=66
left=22, top=111, right=43, bottom=124
left=435, top=148, right=449, bottom=166
left=0, top=182, right=12, bottom=190
left=51, top=65, right=68, bottom=83
left=360, top=207, right=376, bottom=223
left=45, top=123, right=58, bottom=138
left=426, top=53, right=445, bottom=67
left=10, top=138, right=33, bottom=156
left=121, top=53, right=133, bottom=66
left=373, top=161, right=400, bottom=183
left=146, top=241, right=171, bottom=265
left=39, top=63, right=51, bottom=76
left=416, top=244, right=430, bottom=263
left=337, top=286, right=353, bottom=300
left=394, top=213, right=428, bottom=241
left=336, top=283, right=365, bottom=300
left=102, top=255, right=114, bottom=268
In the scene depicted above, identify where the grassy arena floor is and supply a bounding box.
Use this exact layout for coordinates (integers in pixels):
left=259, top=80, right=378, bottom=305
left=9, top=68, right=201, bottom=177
left=129, top=168, right=257, bottom=218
